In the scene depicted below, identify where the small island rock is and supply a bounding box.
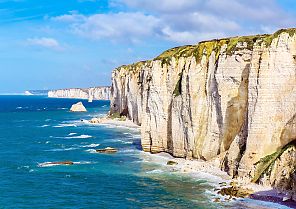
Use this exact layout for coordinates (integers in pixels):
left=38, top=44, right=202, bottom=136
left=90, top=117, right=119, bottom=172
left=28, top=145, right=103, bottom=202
left=70, top=102, right=87, bottom=112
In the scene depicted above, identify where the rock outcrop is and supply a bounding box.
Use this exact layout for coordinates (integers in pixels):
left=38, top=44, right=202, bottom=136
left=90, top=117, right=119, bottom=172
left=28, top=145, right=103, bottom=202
left=110, top=29, right=296, bottom=195
left=70, top=102, right=87, bottom=112
left=48, top=86, right=111, bottom=100
left=96, top=147, right=117, bottom=153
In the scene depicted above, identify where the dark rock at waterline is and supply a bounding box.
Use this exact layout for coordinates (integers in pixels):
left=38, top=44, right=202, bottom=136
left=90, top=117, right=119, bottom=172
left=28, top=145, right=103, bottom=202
left=250, top=193, right=296, bottom=208
left=96, top=147, right=117, bottom=153
left=217, top=185, right=253, bottom=199
left=46, top=161, right=74, bottom=165
left=167, top=160, right=178, bottom=165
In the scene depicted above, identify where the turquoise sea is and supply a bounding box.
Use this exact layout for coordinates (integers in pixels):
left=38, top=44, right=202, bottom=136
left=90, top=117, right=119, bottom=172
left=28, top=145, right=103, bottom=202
left=0, top=96, right=290, bottom=209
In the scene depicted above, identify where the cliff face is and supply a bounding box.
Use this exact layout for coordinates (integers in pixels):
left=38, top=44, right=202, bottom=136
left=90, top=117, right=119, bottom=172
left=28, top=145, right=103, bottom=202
left=48, top=87, right=111, bottom=100
left=110, top=29, right=296, bottom=196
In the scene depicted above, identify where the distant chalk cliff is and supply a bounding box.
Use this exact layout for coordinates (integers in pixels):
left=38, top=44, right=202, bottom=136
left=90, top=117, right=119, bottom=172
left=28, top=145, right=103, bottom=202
left=48, top=87, right=111, bottom=100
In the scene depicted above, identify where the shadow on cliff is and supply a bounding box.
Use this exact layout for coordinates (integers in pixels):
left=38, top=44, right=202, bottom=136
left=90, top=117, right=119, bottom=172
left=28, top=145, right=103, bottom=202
left=249, top=190, right=296, bottom=208
left=132, top=138, right=142, bottom=151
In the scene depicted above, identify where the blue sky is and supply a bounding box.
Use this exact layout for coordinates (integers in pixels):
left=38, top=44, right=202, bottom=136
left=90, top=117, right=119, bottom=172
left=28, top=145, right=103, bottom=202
left=0, top=0, right=295, bottom=93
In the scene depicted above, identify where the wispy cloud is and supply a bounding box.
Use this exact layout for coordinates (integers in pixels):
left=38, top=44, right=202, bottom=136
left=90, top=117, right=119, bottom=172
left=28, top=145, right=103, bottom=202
left=26, top=37, right=63, bottom=51
left=53, top=12, right=161, bottom=43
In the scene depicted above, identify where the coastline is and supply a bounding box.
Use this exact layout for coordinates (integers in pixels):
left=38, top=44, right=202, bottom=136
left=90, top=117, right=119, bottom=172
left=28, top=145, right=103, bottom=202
left=91, top=117, right=296, bottom=208
left=146, top=152, right=296, bottom=208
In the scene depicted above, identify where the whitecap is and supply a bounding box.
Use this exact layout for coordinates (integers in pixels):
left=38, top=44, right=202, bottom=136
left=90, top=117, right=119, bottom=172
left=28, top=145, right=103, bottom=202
left=45, top=141, right=50, bottom=144
left=68, top=133, right=77, bottom=136
left=65, top=135, right=92, bottom=139
left=73, top=161, right=93, bottom=165
left=53, top=134, right=92, bottom=139
left=85, top=149, right=97, bottom=153
left=146, top=169, right=164, bottom=174
left=106, top=138, right=132, bottom=144
left=17, top=165, right=30, bottom=170
left=53, top=124, right=77, bottom=128
left=45, top=147, right=78, bottom=152
left=123, top=141, right=133, bottom=144
left=38, top=162, right=72, bottom=167
left=16, top=107, right=23, bottom=109
left=123, top=132, right=131, bottom=135
left=119, top=148, right=137, bottom=153
left=81, top=143, right=100, bottom=148
left=40, top=124, right=49, bottom=128
left=132, top=134, right=141, bottom=139
left=37, top=162, right=57, bottom=167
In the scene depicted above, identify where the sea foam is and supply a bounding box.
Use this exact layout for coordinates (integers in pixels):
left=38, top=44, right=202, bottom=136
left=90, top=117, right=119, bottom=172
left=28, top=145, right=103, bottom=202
left=81, top=143, right=100, bottom=148
left=53, top=124, right=77, bottom=128
left=45, top=147, right=78, bottom=152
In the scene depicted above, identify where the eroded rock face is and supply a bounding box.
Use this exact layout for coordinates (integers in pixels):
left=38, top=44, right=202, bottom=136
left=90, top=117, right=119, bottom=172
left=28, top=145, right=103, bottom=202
left=70, top=102, right=87, bottom=112
left=260, top=144, right=296, bottom=201
left=110, top=29, right=296, bottom=193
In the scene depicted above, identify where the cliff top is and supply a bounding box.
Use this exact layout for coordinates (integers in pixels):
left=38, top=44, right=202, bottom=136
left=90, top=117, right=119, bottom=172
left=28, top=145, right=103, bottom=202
left=115, top=28, right=296, bottom=71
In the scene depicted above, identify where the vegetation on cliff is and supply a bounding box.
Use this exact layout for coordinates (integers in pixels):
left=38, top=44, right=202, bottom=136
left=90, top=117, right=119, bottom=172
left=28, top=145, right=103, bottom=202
left=154, top=28, right=296, bottom=66
left=173, top=72, right=183, bottom=96
left=252, top=140, right=296, bottom=183
left=114, top=28, right=296, bottom=71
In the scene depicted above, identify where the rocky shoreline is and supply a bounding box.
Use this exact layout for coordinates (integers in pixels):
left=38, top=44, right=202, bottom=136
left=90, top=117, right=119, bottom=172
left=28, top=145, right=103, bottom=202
left=109, top=29, right=296, bottom=203
left=147, top=151, right=296, bottom=208
left=86, top=116, right=296, bottom=207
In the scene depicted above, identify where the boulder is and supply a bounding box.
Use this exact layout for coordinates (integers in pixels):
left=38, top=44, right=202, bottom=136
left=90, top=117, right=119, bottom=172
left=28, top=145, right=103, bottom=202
left=45, top=161, right=74, bottom=166
left=167, top=160, right=178, bottom=165
left=90, top=117, right=100, bottom=123
left=70, top=102, right=87, bottom=112
left=96, top=147, right=117, bottom=153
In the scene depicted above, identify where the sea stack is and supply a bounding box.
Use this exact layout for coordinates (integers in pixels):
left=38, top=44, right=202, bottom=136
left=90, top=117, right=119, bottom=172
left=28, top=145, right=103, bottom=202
left=70, top=102, right=87, bottom=112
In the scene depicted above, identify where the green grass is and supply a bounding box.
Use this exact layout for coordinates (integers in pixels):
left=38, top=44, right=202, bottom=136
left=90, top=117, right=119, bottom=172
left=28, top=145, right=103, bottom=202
left=252, top=141, right=296, bottom=183
left=116, top=28, right=296, bottom=71
left=108, top=112, right=120, bottom=119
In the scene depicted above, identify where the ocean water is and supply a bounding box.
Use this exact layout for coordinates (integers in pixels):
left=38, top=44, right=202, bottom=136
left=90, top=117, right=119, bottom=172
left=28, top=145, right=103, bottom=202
left=0, top=96, right=289, bottom=209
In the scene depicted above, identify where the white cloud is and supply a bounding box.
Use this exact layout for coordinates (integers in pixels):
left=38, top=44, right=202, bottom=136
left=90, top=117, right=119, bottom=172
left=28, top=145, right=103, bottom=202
left=119, top=0, right=201, bottom=13
left=26, top=37, right=63, bottom=50
left=51, top=0, right=296, bottom=44
left=113, top=0, right=296, bottom=43
left=51, top=11, right=86, bottom=23
left=53, top=12, right=161, bottom=43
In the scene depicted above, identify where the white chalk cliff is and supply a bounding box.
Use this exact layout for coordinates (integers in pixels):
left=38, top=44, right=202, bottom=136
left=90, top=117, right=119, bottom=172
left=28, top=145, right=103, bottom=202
left=48, top=87, right=111, bottom=100
left=110, top=29, right=296, bottom=198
